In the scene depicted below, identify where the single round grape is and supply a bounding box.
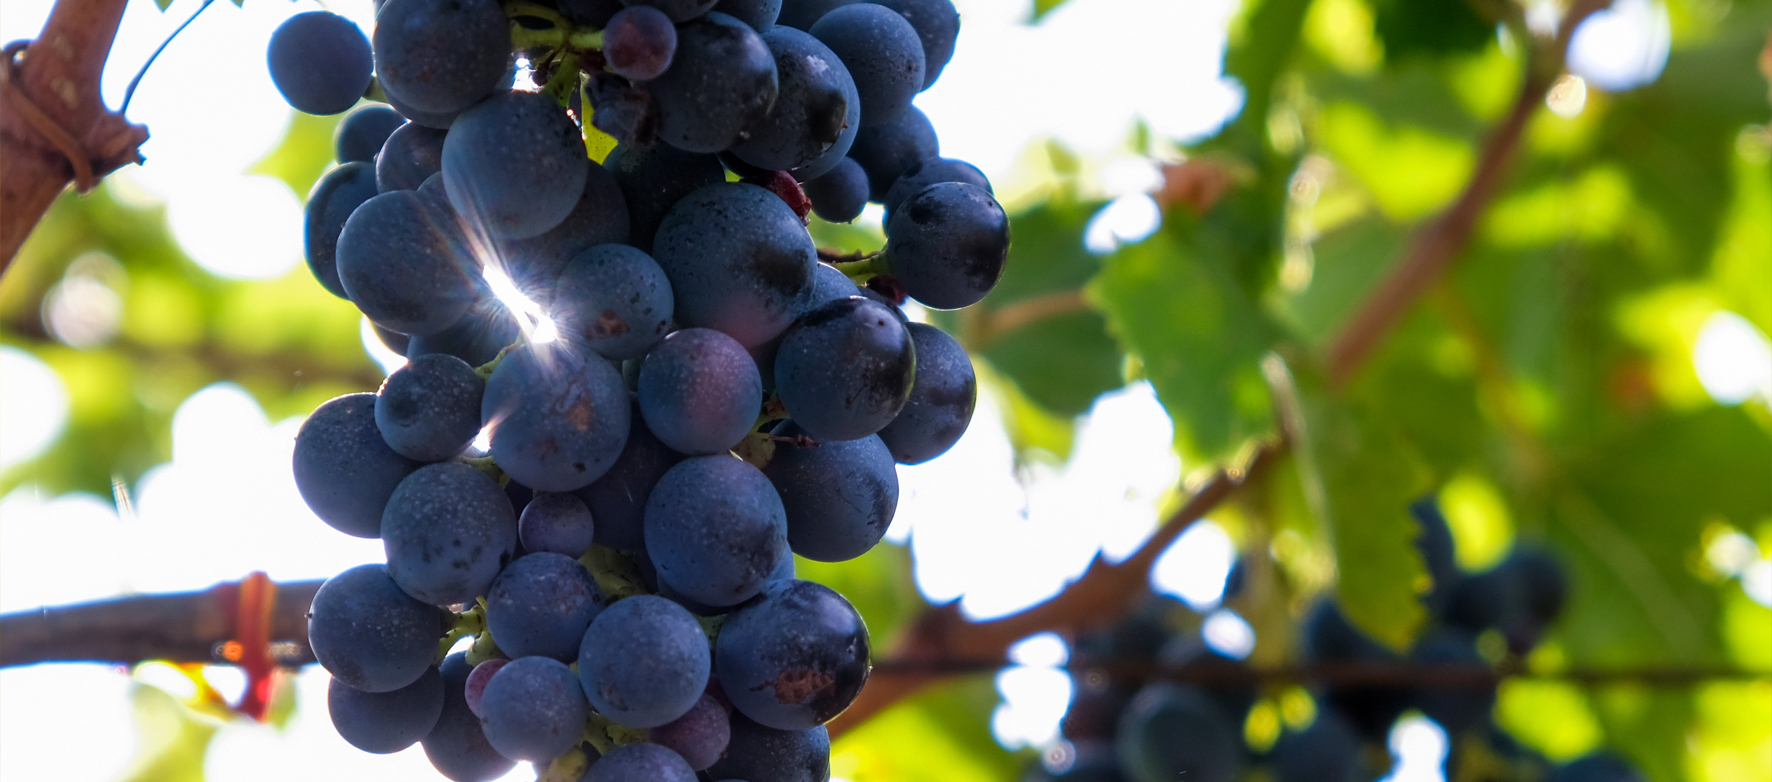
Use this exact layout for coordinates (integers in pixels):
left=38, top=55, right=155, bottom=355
left=643, top=455, right=789, bottom=607
left=519, top=492, right=597, bottom=557
left=874, top=0, right=958, bottom=89
left=774, top=296, right=915, bottom=441
left=574, top=396, right=684, bottom=550
left=802, top=157, right=868, bottom=223
left=375, top=121, right=448, bottom=193
left=714, top=0, right=782, bottom=29
left=375, top=353, right=485, bottom=462
left=715, top=579, right=869, bottom=730
left=576, top=595, right=711, bottom=728
left=805, top=262, right=860, bottom=306
left=373, top=0, right=509, bottom=115
left=649, top=693, right=732, bottom=770
left=730, top=27, right=858, bottom=173
left=763, top=421, right=896, bottom=561
left=651, top=183, right=817, bottom=350
left=462, top=658, right=507, bottom=717
left=483, top=343, right=632, bottom=491
left=480, top=656, right=589, bottom=762
left=336, top=190, right=478, bottom=336
left=638, top=328, right=764, bottom=455
left=603, top=143, right=725, bottom=253
left=882, top=182, right=1010, bottom=310
left=335, top=104, right=405, bottom=163
left=328, top=665, right=443, bottom=754
left=605, top=6, right=678, bottom=80
left=443, top=90, right=591, bottom=239
left=381, top=462, right=518, bottom=605
left=424, top=652, right=518, bottom=782
left=293, top=393, right=422, bottom=538
left=848, top=105, right=937, bottom=202
left=267, top=12, right=373, bottom=115
left=1115, top=684, right=1243, bottom=782
left=878, top=156, right=990, bottom=215
left=584, top=742, right=698, bottom=782
left=485, top=552, right=606, bottom=660
left=304, top=161, right=379, bottom=300
left=308, top=564, right=445, bottom=693
left=641, top=12, right=779, bottom=153
left=553, top=244, right=675, bottom=361
left=807, top=4, right=923, bottom=127
left=704, top=711, right=831, bottom=782
left=876, top=322, right=974, bottom=464
left=502, top=162, right=631, bottom=293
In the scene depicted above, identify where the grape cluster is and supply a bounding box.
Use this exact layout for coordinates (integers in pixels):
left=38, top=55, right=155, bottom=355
left=270, top=0, right=1001, bottom=777
left=1031, top=499, right=1643, bottom=782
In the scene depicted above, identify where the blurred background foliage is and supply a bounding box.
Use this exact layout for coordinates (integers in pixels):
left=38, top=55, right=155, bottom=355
left=2, top=0, right=1770, bottom=779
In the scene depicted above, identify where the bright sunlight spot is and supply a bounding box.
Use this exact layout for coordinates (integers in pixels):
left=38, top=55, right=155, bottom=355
left=1152, top=520, right=1237, bottom=610
left=165, top=174, right=305, bottom=280
left=1202, top=609, right=1257, bottom=660
left=1009, top=632, right=1071, bottom=668
left=1567, top=0, right=1671, bottom=91
left=0, top=346, right=69, bottom=471
left=483, top=265, right=559, bottom=344
left=992, top=664, right=1073, bottom=750
left=1083, top=194, right=1163, bottom=254
left=1381, top=715, right=1451, bottom=782
left=1692, top=311, right=1772, bottom=406
left=1546, top=74, right=1588, bottom=118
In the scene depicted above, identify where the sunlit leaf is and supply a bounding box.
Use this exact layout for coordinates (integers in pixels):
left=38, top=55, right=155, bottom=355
left=120, top=683, right=219, bottom=782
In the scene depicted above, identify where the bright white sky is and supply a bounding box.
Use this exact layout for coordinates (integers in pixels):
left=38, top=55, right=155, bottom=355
left=0, top=0, right=1744, bottom=778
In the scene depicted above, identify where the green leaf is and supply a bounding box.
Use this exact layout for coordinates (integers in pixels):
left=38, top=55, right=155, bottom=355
left=1029, top=0, right=1068, bottom=22
left=832, top=677, right=1027, bottom=782
left=120, top=683, right=218, bottom=782
left=793, top=542, right=922, bottom=647
left=1278, top=358, right=1431, bottom=650
left=1089, top=218, right=1276, bottom=464
left=1370, top=0, right=1495, bottom=64
left=156, top=0, right=174, bottom=9
left=967, top=201, right=1124, bottom=417
left=248, top=111, right=343, bottom=203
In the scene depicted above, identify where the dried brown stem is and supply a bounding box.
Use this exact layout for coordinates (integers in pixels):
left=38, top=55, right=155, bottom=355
left=1322, top=0, right=1612, bottom=386
left=1, top=0, right=148, bottom=271
left=0, top=579, right=322, bottom=668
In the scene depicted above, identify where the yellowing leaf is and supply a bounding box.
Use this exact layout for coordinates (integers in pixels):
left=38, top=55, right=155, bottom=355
left=120, top=683, right=220, bottom=782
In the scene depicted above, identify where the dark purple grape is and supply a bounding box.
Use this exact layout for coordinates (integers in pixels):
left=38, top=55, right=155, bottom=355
left=293, top=393, right=423, bottom=538
left=424, top=652, right=518, bottom=782
left=381, top=462, right=518, bottom=605
left=308, top=564, right=446, bottom=693
left=335, top=104, right=405, bottom=163
left=649, top=692, right=731, bottom=770
left=480, top=656, right=589, bottom=762
left=576, top=595, right=711, bottom=728
left=876, top=321, right=974, bottom=464
left=643, top=455, right=789, bottom=607
left=622, top=0, right=717, bottom=22
left=641, top=12, right=779, bottom=153
left=603, top=142, right=726, bottom=252
left=882, top=181, right=1009, bottom=310
left=763, top=421, right=896, bottom=561
left=1271, top=708, right=1363, bottom=782
left=267, top=11, right=372, bottom=115
left=1408, top=628, right=1494, bottom=735
left=584, top=742, right=698, bottom=782
left=637, top=328, right=764, bottom=455
left=650, top=182, right=817, bottom=350
left=373, top=0, right=509, bottom=115
left=605, top=6, right=679, bottom=80
left=774, top=296, right=915, bottom=441
left=1552, top=753, right=1648, bottom=782
left=714, top=0, right=782, bottom=29
left=443, top=90, right=591, bottom=239
left=485, top=552, right=606, bottom=660
left=715, top=579, right=869, bottom=729
left=1114, top=684, right=1242, bottom=782
left=328, top=665, right=443, bottom=754
left=405, top=299, right=519, bottom=368
left=462, top=658, right=507, bottom=717
left=519, top=492, right=597, bottom=557
left=808, top=4, right=922, bottom=127
left=803, top=157, right=868, bottom=222
left=483, top=342, right=632, bottom=491
left=848, top=105, right=937, bottom=202
left=502, top=162, right=631, bottom=293
left=375, top=353, right=485, bottom=462
left=1302, top=599, right=1410, bottom=741
left=879, top=156, right=990, bottom=215
left=305, top=161, right=379, bottom=300
left=552, top=244, right=675, bottom=361
left=573, top=396, right=685, bottom=550
left=336, top=190, right=479, bottom=336
left=704, top=710, right=831, bottom=782
left=775, top=0, right=851, bottom=30
left=874, top=0, right=958, bottom=89
left=730, top=27, right=858, bottom=174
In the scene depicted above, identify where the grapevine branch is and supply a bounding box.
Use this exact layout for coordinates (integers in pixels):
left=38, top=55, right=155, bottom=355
left=0, top=578, right=323, bottom=668
left=0, top=0, right=147, bottom=270
left=1322, top=0, right=1612, bottom=386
